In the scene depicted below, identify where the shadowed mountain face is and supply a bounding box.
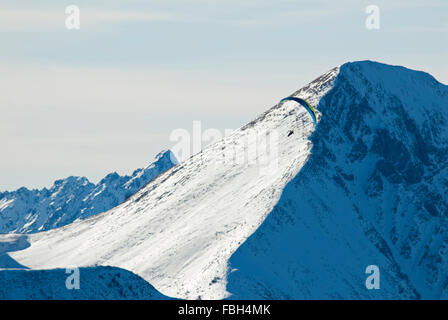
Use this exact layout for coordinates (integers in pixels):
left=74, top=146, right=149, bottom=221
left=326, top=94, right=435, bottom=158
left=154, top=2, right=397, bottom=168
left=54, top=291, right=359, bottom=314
left=0, top=267, right=173, bottom=300
left=0, top=150, right=177, bottom=233
left=227, top=61, right=448, bottom=299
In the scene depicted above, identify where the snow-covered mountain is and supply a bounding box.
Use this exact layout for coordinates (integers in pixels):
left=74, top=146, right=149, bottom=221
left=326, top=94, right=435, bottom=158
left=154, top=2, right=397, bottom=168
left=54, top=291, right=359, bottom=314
left=227, top=61, right=448, bottom=299
left=5, top=61, right=448, bottom=300
left=0, top=150, right=177, bottom=234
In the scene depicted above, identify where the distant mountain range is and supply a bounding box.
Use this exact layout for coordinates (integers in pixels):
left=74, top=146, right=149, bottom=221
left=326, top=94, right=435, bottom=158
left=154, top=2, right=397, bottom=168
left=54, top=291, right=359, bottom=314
left=0, top=150, right=177, bottom=233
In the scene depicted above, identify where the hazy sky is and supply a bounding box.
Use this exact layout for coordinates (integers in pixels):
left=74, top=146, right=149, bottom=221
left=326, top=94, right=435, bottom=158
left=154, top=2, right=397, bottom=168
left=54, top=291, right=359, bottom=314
left=1, top=0, right=447, bottom=191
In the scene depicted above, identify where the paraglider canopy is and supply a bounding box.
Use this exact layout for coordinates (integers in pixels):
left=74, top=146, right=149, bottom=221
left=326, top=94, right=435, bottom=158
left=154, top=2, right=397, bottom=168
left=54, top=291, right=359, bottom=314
left=279, top=97, right=317, bottom=125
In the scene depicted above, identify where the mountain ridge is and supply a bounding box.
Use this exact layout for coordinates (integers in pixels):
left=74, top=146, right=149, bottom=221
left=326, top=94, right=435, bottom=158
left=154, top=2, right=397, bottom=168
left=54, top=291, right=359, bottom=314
left=0, top=150, right=178, bottom=234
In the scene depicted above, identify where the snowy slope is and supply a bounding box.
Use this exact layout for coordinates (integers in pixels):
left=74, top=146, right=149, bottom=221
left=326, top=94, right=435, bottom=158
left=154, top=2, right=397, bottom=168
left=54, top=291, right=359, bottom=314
left=0, top=150, right=177, bottom=233
left=6, top=61, right=448, bottom=300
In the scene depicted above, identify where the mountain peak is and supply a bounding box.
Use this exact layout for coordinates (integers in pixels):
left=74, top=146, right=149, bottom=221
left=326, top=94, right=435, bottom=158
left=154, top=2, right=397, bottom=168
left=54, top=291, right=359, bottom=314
left=154, top=149, right=179, bottom=165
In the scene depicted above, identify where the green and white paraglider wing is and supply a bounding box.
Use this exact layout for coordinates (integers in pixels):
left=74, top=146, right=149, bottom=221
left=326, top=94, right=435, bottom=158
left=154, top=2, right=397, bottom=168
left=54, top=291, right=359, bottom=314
left=279, top=97, right=317, bottom=125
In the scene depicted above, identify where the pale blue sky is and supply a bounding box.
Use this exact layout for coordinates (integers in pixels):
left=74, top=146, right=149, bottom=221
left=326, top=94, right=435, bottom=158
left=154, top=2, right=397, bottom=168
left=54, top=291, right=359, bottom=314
left=1, top=0, right=447, bottom=190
